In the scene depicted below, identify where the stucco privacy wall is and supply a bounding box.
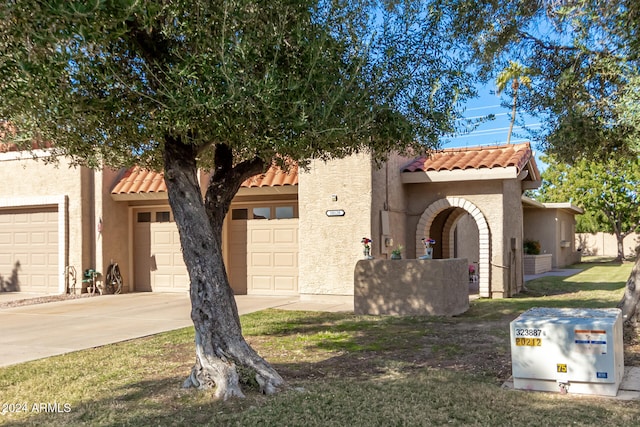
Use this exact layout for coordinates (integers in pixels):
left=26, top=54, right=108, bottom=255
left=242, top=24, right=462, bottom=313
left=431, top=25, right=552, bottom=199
left=0, top=152, right=89, bottom=293
left=354, top=258, right=469, bottom=316
left=298, top=153, right=374, bottom=298
left=577, top=232, right=640, bottom=258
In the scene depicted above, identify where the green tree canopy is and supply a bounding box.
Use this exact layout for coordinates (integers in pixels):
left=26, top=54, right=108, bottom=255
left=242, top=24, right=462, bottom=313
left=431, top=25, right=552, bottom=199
left=535, top=155, right=640, bottom=260
left=0, top=0, right=477, bottom=399
left=0, top=0, right=474, bottom=169
left=439, top=0, right=640, bottom=163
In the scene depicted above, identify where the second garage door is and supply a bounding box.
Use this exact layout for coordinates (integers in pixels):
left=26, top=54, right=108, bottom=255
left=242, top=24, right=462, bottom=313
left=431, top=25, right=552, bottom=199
left=0, top=207, right=59, bottom=294
left=134, top=208, right=189, bottom=292
left=227, top=204, right=299, bottom=295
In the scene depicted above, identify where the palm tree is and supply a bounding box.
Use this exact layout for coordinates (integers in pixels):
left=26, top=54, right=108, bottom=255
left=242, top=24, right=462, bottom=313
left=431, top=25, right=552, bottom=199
left=496, top=61, right=531, bottom=144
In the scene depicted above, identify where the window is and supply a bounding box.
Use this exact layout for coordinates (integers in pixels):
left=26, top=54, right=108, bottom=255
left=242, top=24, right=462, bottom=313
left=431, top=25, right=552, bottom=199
left=137, top=212, right=151, bottom=223
left=156, top=211, right=171, bottom=222
left=252, top=207, right=271, bottom=220
left=275, top=206, right=294, bottom=219
left=232, top=208, right=248, bottom=220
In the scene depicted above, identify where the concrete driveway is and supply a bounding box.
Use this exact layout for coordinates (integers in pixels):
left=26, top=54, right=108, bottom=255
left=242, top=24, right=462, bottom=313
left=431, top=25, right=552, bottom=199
left=0, top=293, right=352, bottom=368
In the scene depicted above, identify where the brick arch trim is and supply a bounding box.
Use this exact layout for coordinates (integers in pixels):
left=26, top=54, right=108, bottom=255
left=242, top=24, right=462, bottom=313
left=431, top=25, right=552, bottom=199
left=415, top=197, right=490, bottom=297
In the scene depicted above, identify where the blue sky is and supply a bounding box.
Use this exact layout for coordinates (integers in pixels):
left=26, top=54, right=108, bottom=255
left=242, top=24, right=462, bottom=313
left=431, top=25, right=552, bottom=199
left=442, top=84, right=547, bottom=171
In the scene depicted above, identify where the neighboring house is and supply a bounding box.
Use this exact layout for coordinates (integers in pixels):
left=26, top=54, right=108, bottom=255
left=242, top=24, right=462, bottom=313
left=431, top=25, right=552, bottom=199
left=522, top=196, right=583, bottom=269
left=2, top=142, right=568, bottom=300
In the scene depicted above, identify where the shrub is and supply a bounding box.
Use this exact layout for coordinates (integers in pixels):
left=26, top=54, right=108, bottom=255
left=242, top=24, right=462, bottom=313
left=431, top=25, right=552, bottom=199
left=523, top=239, right=541, bottom=255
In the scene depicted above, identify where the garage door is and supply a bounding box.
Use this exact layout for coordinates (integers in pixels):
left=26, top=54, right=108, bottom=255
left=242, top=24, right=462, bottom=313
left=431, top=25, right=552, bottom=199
left=246, top=220, right=298, bottom=294
left=0, top=207, right=59, bottom=293
left=134, top=209, right=189, bottom=292
left=228, top=204, right=299, bottom=295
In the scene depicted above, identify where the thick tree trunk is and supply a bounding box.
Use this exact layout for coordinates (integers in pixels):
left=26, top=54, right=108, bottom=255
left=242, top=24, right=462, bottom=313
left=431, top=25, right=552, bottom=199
left=618, top=256, right=640, bottom=325
left=616, top=234, right=625, bottom=262
left=162, top=137, right=285, bottom=399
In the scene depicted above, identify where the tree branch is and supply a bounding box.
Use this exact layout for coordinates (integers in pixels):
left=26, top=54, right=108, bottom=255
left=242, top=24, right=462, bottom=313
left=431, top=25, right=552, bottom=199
left=205, top=143, right=265, bottom=228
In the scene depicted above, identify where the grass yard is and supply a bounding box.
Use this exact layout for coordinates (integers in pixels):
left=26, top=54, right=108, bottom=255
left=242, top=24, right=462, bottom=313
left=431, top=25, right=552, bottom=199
left=1, top=259, right=639, bottom=426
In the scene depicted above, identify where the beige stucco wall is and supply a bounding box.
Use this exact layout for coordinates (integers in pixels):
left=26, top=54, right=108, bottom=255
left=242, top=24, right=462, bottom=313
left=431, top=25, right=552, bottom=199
left=0, top=153, right=141, bottom=294
left=0, top=152, right=90, bottom=293
left=500, top=179, right=524, bottom=297
left=576, top=232, right=640, bottom=259
left=354, top=258, right=469, bottom=316
left=455, top=214, right=480, bottom=267
left=524, top=207, right=579, bottom=268
left=298, top=153, right=374, bottom=298
left=370, top=153, right=412, bottom=259
left=98, top=167, right=132, bottom=292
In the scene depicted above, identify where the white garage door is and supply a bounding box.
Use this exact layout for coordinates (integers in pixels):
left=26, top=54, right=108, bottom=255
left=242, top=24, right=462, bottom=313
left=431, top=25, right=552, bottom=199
left=0, top=207, right=59, bottom=293
left=247, top=220, right=298, bottom=294
left=228, top=204, right=299, bottom=295
left=134, top=209, right=189, bottom=292
left=134, top=203, right=299, bottom=295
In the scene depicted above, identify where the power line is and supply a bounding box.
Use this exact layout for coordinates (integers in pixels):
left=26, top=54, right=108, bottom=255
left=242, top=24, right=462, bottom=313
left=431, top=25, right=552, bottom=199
left=464, top=104, right=501, bottom=111
left=454, top=123, right=542, bottom=138
left=459, top=112, right=510, bottom=120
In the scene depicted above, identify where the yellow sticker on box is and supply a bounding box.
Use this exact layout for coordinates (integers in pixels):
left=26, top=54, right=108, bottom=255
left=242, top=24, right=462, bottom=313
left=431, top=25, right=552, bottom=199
left=515, top=337, right=542, bottom=346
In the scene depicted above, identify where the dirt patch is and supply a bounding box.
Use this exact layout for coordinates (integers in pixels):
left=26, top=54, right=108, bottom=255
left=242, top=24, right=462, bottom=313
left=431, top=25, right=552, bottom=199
left=249, top=317, right=515, bottom=387
left=0, top=293, right=92, bottom=309
left=251, top=314, right=640, bottom=388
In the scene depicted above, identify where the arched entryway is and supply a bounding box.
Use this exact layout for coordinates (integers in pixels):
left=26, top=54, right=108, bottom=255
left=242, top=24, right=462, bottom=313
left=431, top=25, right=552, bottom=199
left=415, top=197, right=490, bottom=297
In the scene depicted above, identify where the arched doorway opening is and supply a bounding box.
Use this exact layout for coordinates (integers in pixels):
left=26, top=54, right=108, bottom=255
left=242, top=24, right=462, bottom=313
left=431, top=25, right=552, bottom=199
left=415, top=197, right=490, bottom=297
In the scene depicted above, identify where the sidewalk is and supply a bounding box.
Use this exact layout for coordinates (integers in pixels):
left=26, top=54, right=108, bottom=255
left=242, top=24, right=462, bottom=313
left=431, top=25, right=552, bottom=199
left=0, top=293, right=353, bottom=368
left=524, top=268, right=583, bottom=282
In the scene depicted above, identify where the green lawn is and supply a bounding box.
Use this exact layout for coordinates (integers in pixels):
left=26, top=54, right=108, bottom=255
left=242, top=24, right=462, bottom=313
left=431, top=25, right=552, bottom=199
left=1, top=260, right=639, bottom=426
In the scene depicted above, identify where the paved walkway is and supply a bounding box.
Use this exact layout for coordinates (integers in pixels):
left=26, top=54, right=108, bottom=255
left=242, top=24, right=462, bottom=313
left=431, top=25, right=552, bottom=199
left=0, top=293, right=353, bottom=368
left=524, top=268, right=583, bottom=282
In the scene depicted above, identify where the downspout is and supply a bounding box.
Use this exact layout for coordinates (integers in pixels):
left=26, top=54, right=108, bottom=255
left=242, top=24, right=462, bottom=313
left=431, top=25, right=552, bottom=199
left=89, top=169, right=96, bottom=273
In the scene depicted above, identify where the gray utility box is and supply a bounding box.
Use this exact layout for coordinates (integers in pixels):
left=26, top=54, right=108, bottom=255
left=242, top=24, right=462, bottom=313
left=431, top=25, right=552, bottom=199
left=510, top=307, right=624, bottom=396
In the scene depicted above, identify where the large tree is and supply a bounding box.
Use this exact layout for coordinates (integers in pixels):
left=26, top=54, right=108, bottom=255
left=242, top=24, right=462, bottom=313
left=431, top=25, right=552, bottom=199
left=440, top=0, right=640, bottom=161
left=535, top=155, right=640, bottom=261
left=0, top=1, right=475, bottom=398
left=439, top=0, right=640, bottom=323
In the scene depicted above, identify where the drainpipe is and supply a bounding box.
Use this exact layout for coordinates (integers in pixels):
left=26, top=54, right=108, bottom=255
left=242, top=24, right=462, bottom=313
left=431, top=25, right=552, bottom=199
left=89, top=169, right=96, bottom=272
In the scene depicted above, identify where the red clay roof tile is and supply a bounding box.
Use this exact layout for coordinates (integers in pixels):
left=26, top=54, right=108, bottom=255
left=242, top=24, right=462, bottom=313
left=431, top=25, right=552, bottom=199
left=242, top=164, right=298, bottom=188
left=110, top=167, right=168, bottom=194
left=402, top=143, right=533, bottom=174
left=111, top=164, right=298, bottom=195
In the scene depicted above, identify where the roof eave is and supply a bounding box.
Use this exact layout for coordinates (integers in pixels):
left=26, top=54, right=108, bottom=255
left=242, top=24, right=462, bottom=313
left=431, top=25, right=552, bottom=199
left=401, top=166, right=520, bottom=184
left=110, top=192, right=168, bottom=202
left=236, top=185, right=298, bottom=196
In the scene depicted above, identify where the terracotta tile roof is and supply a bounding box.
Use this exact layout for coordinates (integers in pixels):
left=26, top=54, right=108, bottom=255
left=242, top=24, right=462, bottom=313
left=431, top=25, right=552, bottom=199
left=111, top=164, right=298, bottom=195
left=111, top=167, right=168, bottom=195
left=241, top=163, right=298, bottom=188
left=402, top=143, right=533, bottom=174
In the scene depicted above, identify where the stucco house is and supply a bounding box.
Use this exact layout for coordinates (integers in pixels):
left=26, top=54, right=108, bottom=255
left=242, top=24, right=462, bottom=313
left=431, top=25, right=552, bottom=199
left=522, top=196, right=583, bottom=273
left=1, top=142, right=578, bottom=300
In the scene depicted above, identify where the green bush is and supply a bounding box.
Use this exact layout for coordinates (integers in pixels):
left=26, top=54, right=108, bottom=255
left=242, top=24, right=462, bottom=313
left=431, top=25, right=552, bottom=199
left=523, top=239, right=541, bottom=255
